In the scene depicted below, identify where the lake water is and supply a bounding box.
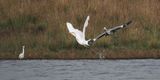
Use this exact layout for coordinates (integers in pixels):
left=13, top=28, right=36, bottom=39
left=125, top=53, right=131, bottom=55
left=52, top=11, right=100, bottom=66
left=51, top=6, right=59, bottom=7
left=0, top=59, right=160, bottom=80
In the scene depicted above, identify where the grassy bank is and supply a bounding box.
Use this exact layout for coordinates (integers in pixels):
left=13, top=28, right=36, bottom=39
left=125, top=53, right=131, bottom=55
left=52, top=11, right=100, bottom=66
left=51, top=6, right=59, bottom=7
left=0, top=0, right=160, bottom=59
left=1, top=49, right=160, bottom=59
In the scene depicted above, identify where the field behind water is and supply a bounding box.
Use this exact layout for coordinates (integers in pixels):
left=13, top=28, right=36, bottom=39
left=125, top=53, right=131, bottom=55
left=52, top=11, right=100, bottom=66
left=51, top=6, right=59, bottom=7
left=0, top=0, right=160, bottom=59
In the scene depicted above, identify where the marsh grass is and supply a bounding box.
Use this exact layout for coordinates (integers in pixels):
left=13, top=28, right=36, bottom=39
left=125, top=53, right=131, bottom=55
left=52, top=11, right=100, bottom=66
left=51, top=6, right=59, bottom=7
left=0, top=0, right=160, bottom=59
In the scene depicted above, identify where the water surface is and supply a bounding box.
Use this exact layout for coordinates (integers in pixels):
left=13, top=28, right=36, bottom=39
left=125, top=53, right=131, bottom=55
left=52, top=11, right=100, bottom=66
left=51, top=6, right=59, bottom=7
left=0, top=59, right=160, bottom=80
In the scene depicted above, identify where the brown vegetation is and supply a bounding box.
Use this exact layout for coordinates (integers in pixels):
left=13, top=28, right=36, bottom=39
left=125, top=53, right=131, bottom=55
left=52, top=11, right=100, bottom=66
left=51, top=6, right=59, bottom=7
left=0, top=0, right=160, bottom=59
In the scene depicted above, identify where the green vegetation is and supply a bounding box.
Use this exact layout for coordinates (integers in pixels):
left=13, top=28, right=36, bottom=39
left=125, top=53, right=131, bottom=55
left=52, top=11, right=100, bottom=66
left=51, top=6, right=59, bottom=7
left=0, top=0, right=160, bottom=59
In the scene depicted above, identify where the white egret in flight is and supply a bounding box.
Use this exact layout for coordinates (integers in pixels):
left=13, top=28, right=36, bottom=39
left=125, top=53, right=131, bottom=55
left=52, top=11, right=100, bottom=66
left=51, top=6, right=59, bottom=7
left=66, top=16, right=93, bottom=47
left=19, top=45, right=25, bottom=59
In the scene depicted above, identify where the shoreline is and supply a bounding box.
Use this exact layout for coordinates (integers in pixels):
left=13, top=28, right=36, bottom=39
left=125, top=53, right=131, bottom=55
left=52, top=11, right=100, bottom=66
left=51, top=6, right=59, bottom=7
left=1, top=49, right=160, bottom=60
left=0, top=58, right=160, bottom=60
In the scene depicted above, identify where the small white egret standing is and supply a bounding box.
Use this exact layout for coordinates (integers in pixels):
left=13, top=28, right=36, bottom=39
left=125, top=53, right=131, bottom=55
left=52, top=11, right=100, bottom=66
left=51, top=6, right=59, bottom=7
left=19, top=45, right=25, bottom=59
left=66, top=16, right=93, bottom=47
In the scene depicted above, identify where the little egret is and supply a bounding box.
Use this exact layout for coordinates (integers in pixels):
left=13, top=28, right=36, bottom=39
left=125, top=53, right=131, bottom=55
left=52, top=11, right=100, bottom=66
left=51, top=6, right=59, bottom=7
left=19, top=45, right=25, bottom=59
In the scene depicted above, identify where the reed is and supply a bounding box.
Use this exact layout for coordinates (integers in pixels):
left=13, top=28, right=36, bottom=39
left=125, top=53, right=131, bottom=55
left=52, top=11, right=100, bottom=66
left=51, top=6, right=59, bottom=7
left=0, top=0, right=160, bottom=59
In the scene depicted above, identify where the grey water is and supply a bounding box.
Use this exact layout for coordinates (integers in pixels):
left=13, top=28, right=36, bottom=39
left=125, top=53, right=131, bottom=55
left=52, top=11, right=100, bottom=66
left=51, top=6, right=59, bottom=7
left=0, top=59, right=160, bottom=80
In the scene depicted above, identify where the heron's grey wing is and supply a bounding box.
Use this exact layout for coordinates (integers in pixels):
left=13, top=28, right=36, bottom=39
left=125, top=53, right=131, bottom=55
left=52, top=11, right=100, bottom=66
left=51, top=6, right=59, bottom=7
left=110, top=20, right=132, bottom=33
left=93, top=20, right=132, bottom=41
left=123, top=20, right=132, bottom=28
left=94, top=25, right=123, bottom=41
left=109, top=25, right=123, bottom=32
left=93, top=31, right=108, bottom=41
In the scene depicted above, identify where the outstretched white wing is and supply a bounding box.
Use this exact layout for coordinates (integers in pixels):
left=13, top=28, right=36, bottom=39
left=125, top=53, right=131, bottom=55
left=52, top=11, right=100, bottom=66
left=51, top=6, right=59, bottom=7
left=66, top=22, right=83, bottom=38
left=83, top=16, right=90, bottom=39
left=66, top=22, right=75, bottom=33
left=83, top=16, right=90, bottom=29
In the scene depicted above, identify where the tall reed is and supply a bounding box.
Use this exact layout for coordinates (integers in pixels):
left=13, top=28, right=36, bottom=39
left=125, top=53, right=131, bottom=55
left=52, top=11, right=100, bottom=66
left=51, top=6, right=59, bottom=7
left=0, top=0, right=159, bottom=58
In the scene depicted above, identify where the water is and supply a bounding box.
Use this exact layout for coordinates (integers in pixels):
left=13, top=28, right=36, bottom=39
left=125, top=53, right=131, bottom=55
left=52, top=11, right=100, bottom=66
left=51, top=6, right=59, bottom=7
left=0, top=59, right=160, bottom=80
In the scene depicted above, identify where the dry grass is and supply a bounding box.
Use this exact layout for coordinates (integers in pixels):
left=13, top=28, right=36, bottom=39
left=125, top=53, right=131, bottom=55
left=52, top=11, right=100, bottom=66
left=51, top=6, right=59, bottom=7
left=0, top=0, right=160, bottom=59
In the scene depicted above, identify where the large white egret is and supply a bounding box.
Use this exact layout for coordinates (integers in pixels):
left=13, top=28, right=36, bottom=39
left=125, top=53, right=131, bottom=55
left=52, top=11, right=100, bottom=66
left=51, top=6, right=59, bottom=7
left=66, top=16, right=93, bottom=47
left=19, top=45, right=25, bottom=59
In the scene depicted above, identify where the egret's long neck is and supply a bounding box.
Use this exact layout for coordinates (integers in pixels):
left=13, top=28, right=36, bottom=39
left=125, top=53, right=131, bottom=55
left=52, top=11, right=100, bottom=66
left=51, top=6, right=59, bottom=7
left=22, top=47, right=24, bottom=54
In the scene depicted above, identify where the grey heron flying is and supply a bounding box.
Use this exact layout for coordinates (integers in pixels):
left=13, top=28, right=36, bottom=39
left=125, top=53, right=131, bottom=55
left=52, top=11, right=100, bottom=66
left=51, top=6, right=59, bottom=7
left=93, top=20, right=132, bottom=42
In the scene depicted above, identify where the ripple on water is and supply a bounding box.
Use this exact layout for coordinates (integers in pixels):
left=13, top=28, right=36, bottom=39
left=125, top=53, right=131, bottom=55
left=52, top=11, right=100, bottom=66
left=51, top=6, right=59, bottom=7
left=0, top=59, right=160, bottom=80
